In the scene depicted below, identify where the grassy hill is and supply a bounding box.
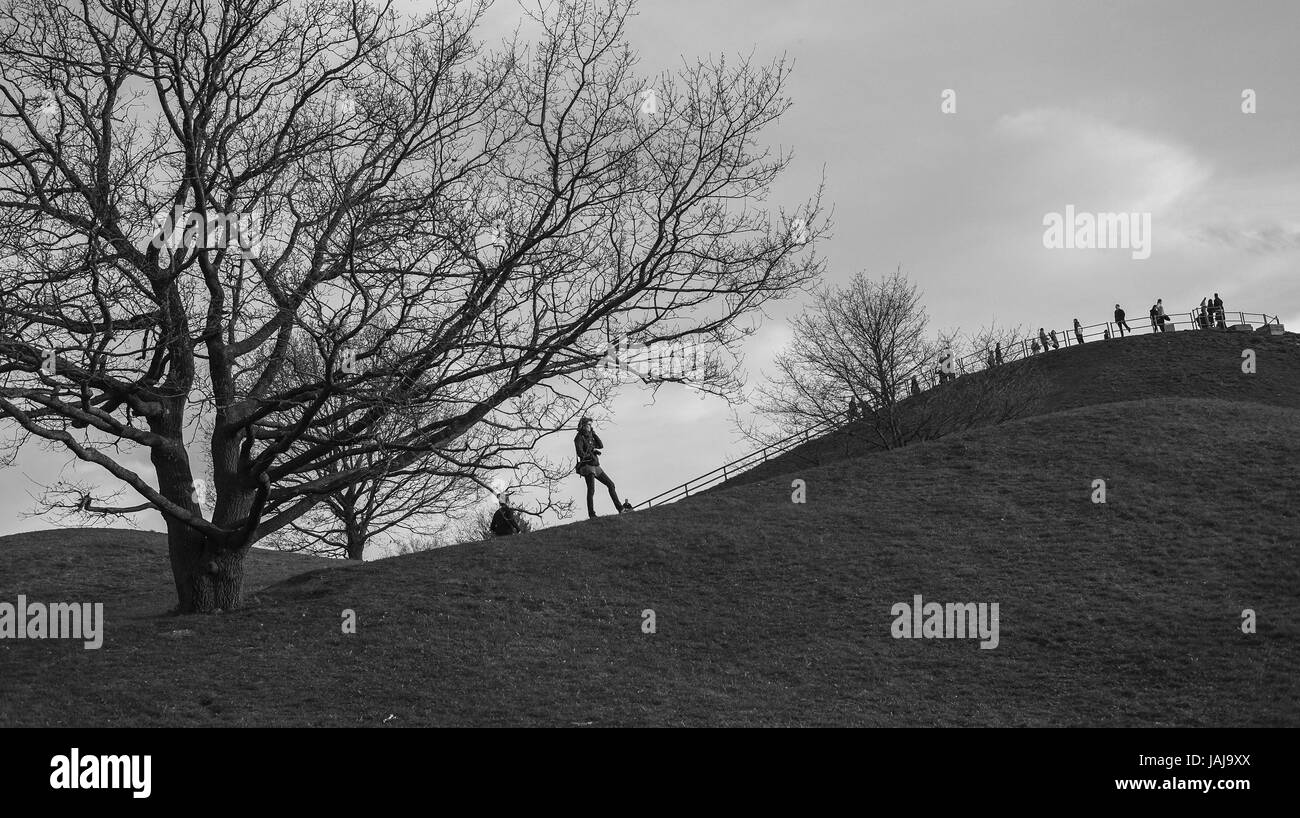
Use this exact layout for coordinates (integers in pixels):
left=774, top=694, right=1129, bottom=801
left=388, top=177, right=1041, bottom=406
left=723, top=327, right=1300, bottom=488
left=1, top=390, right=1296, bottom=725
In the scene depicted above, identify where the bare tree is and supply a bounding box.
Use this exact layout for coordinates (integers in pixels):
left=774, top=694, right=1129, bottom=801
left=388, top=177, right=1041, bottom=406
left=0, top=0, right=824, bottom=612
left=256, top=330, right=570, bottom=560
left=747, top=270, right=1045, bottom=451
left=749, top=269, right=934, bottom=448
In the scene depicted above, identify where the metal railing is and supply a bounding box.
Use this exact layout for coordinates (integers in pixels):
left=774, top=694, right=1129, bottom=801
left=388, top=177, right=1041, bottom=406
left=633, top=308, right=1284, bottom=510
left=948, top=310, right=1281, bottom=375
left=633, top=410, right=848, bottom=509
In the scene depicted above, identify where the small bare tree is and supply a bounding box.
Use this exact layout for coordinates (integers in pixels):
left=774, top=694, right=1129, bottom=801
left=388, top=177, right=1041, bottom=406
left=747, top=271, right=1046, bottom=451
left=749, top=269, right=935, bottom=448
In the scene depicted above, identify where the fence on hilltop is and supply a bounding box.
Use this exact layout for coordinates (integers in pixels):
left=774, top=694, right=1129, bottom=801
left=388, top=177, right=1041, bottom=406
left=632, top=309, right=1284, bottom=510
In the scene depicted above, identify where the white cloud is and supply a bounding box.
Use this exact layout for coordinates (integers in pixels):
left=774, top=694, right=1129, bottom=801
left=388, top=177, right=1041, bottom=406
left=995, top=108, right=1212, bottom=215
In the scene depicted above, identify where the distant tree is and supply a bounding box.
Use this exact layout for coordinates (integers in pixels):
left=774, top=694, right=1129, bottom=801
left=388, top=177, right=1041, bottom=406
left=748, top=270, right=1045, bottom=450
left=0, top=0, right=823, bottom=611
left=750, top=269, right=936, bottom=448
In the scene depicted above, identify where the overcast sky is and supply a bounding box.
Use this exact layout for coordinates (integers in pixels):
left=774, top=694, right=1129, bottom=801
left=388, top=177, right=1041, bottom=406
left=4, top=0, right=1298, bottom=544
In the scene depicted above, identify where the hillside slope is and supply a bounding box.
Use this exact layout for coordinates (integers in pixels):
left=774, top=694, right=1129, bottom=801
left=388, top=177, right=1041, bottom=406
left=0, top=529, right=343, bottom=620
left=2, top=398, right=1295, bottom=727
left=721, top=327, right=1300, bottom=489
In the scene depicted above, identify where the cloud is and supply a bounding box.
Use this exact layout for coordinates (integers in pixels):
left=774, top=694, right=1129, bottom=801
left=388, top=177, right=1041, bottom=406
left=1194, top=223, right=1300, bottom=254
left=994, top=107, right=1212, bottom=214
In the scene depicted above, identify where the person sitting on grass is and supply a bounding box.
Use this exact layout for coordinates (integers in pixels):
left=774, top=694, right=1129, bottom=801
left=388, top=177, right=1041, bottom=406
left=575, top=416, right=625, bottom=519
left=490, top=494, right=522, bottom=537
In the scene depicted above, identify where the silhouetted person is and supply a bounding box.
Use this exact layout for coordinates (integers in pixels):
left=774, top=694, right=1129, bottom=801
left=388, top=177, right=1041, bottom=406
left=1038, top=328, right=1049, bottom=351
left=490, top=494, right=522, bottom=537
left=575, top=416, right=624, bottom=518
left=910, top=375, right=920, bottom=397
left=1103, top=328, right=1111, bottom=340
left=1114, top=304, right=1131, bottom=336
left=620, top=500, right=634, bottom=513
left=1149, top=303, right=1159, bottom=331
left=1198, top=298, right=1210, bottom=329
left=994, top=343, right=1003, bottom=365
left=1030, top=338, right=1041, bottom=355
left=1213, top=293, right=1225, bottom=328
left=986, top=348, right=995, bottom=368
left=847, top=396, right=860, bottom=421
left=1073, top=319, right=1084, bottom=344
left=1049, top=329, right=1059, bottom=349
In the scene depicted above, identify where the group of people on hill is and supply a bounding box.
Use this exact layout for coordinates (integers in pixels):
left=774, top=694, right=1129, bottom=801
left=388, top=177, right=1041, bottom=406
left=490, top=415, right=632, bottom=537
left=1139, top=293, right=1227, bottom=333
left=1029, top=317, right=1094, bottom=352
left=1197, top=294, right=1228, bottom=330
left=1023, top=293, right=1229, bottom=354
left=942, top=291, right=1237, bottom=376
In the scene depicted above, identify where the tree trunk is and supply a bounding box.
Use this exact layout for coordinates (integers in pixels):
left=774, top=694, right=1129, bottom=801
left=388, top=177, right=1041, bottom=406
left=167, top=520, right=249, bottom=614
left=345, top=528, right=365, bottom=561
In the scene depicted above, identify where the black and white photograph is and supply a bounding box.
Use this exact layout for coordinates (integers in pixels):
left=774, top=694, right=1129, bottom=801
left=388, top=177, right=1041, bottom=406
left=0, top=0, right=1294, bottom=799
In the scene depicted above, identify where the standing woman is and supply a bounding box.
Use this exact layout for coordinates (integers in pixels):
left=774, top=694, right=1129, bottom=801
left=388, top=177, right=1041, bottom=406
left=575, top=416, right=625, bottom=518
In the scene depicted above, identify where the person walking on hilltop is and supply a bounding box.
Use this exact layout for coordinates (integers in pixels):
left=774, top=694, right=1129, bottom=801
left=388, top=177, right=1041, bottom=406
left=1073, top=318, right=1085, bottom=345
left=1049, top=329, right=1060, bottom=350
left=575, top=416, right=625, bottom=518
left=1114, top=304, right=1131, bottom=336
left=986, top=348, right=995, bottom=368
left=994, top=342, right=1003, bottom=365
left=1213, top=293, right=1226, bottom=328
left=1149, top=302, right=1159, bottom=332
left=1038, top=327, right=1050, bottom=352
left=847, top=396, right=860, bottom=422
left=910, top=375, right=921, bottom=397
